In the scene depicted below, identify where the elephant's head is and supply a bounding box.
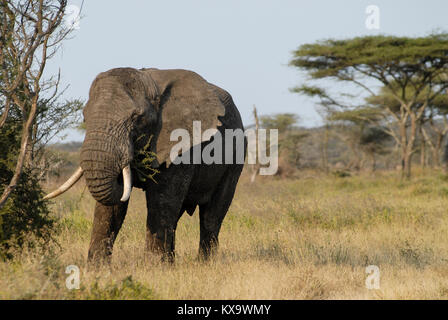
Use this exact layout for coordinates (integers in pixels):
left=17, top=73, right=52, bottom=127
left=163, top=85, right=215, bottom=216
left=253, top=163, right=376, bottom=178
left=45, top=67, right=226, bottom=205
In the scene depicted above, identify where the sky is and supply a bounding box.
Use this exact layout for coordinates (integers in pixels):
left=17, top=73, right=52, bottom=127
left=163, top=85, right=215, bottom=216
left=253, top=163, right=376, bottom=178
left=46, top=0, right=448, bottom=142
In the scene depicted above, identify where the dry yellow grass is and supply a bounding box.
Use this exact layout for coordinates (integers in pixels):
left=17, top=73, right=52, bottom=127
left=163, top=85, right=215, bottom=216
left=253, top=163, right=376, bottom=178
left=1, top=169, right=448, bottom=299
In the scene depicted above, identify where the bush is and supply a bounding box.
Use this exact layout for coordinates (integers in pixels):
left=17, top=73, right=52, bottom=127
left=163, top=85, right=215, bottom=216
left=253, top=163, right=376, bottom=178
left=70, top=276, right=158, bottom=300
left=0, top=169, right=56, bottom=259
left=0, top=118, right=57, bottom=259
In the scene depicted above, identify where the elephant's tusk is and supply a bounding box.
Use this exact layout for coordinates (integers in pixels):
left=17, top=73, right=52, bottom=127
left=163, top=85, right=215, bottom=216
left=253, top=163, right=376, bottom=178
left=120, top=165, right=132, bottom=202
left=43, top=167, right=83, bottom=200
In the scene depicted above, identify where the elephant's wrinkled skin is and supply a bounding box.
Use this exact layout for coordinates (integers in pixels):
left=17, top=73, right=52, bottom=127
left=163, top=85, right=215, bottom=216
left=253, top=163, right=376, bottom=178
left=56, top=67, right=245, bottom=265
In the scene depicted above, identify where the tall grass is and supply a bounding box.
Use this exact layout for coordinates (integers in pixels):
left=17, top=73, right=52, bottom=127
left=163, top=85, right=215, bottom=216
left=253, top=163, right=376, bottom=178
left=1, top=169, right=448, bottom=299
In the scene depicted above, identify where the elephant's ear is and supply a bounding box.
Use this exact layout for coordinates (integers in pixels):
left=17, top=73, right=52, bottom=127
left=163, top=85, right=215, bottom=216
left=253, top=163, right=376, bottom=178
left=146, top=69, right=226, bottom=167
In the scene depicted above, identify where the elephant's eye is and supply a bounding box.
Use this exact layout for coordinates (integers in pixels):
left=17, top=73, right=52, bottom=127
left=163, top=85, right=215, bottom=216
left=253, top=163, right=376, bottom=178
left=133, top=112, right=148, bottom=128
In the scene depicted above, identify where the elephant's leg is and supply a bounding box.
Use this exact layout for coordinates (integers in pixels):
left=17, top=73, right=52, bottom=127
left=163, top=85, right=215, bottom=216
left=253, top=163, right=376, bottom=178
left=199, top=166, right=242, bottom=260
left=145, top=221, right=175, bottom=263
left=145, top=167, right=193, bottom=263
left=145, top=207, right=184, bottom=262
left=87, top=200, right=129, bottom=266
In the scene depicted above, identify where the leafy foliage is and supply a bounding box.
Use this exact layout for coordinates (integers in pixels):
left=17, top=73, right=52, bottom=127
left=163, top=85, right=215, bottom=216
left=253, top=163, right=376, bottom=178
left=329, top=108, right=390, bottom=161
left=290, top=34, right=448, bottom=81
left=0, top=119, right=55, bottom=259
left=0, top=169, right=55, bottom=260
left=260, top=113, right=307, bottom=172
left=131, top=135, right=159, bottom=184
left=70, top=276, right=158, bottom=300
left=260, top=113, right=299, bottom=132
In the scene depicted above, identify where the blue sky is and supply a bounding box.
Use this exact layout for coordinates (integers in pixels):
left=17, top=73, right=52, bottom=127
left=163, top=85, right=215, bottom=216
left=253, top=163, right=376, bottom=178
left=47, top=0, right=448, bottom=142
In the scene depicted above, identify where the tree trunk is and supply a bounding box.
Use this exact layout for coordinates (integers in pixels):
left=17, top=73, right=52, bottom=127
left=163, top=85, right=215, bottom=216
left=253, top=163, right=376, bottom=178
left=433, top=133, right=443, bottom=168
left=420, top=138, right=426, bottom=169
left=0, top=99, right=38, bottom=209
left=399, top=114, right=417, bottom=180
left=250, top=105, right=260, bottom=183
left=370, top=152, right=376, bottom=173
left=400, top=121, right=408, bottom=179
left=402, top=151, right=413, bottom=179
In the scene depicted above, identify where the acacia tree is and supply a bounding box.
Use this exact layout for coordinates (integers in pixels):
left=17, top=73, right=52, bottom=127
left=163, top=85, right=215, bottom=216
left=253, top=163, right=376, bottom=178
left=418, top=93, right=448, bottom=167
left=260, top=113, right=307, bottom=173
left=367, top=84, right=448, bottom=168
left=260, top=113, right=299, bottom=133
left=327, top=107, right=388, bottom=171
left=290, top=34, right=448, bottom=178
left=0, top=0, right=82, bottom=208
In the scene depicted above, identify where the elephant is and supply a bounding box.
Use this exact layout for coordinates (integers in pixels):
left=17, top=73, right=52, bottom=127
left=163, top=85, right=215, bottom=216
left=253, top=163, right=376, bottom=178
left=45, top=67, right=246, bottom=265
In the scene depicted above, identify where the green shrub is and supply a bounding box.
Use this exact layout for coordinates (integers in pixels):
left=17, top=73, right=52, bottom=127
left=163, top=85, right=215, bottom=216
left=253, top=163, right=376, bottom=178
left=60, top=209, right=91, bottom=234
left=0, top=118, right=57, bottom=259
left=332, top=170, right=351, bottom=178
left=71, top=276, right=158, bottom=300
left=0, top=169, right=56, bottom=259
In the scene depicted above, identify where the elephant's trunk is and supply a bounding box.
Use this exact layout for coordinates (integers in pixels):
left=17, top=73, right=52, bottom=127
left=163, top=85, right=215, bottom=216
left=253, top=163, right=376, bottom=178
left=80, top=124, right=133, bottom=206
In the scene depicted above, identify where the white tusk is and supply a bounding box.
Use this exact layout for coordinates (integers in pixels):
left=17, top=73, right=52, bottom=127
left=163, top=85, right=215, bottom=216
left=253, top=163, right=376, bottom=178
left=120, top=165, right=132, bottom=202
left=43, top=167, right=83, bottom=200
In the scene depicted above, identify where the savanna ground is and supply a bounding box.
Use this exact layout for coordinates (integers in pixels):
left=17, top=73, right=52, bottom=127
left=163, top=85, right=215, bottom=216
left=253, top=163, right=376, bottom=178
left=1, top=169, right=448, bottom=299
